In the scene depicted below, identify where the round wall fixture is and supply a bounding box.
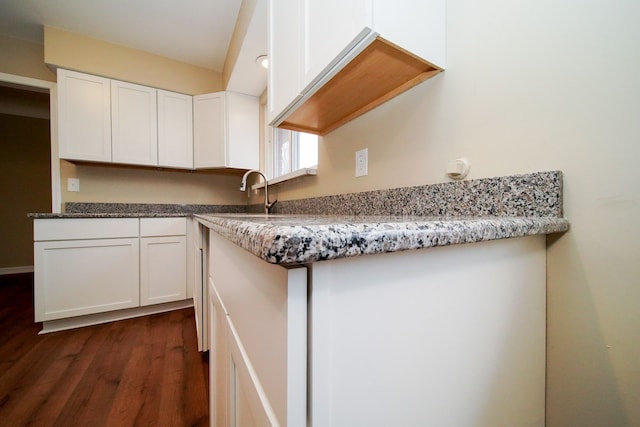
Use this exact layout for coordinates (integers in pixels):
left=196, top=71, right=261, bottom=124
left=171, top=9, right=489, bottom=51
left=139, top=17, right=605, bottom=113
left=446, top=158, right=470, bottom=180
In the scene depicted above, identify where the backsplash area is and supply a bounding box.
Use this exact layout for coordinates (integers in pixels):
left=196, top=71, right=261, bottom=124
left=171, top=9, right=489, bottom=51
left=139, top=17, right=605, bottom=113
left=64, top=203, right=246, bottom=214
left=254, top=171, right=564, bottom=217
left=65, top=171, right=563, bottom=218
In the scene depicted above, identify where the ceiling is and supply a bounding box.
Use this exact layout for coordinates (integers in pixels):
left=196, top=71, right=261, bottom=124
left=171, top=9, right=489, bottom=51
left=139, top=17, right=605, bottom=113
left=0, top=0, right=246, bottom=72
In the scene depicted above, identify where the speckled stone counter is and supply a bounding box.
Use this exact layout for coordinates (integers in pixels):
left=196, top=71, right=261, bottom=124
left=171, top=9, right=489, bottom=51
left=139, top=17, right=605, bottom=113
left=29, top=203, right=246, bottom=218
left=195, top=214, right=569, bottom=265
left=200, top=171, right=569, bottom=264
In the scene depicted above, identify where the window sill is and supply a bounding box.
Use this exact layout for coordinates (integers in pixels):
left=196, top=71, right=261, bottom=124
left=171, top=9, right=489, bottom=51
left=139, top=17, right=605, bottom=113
left=252, top=167, right=318, bottom=190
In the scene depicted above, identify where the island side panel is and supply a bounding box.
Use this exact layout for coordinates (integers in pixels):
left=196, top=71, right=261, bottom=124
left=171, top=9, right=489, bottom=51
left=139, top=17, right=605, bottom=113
left=309, top=236, right=546, bottom=427
left=208, top=231, right=307, bottom=427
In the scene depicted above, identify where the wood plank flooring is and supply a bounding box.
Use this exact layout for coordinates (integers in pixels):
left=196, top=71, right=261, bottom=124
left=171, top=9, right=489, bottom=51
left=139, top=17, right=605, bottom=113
left=0, top=273, right=209, bottom=426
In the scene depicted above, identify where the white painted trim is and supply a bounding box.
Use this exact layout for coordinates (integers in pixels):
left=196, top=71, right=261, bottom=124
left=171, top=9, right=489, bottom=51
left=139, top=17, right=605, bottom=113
left=0, top=266, right=34, bottom=275
left=0, top=72, right=61, bottom=213
left=49, top=85, right=61, bottom=213
left=39, top=299, right=194, bottom=334
left=286, top=268, right=307, bottom=427
left=252, top=167, right=317, bottom=189
left=0, top=72, right=55, bottom=91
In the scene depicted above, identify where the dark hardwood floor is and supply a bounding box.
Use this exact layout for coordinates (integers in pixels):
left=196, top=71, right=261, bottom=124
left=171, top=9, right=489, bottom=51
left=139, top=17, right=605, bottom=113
left=0, top=273, right=209, bottom=426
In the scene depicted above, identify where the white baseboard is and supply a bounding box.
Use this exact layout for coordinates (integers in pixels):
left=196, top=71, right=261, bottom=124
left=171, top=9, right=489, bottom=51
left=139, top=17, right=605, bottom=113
left=39, top=299, right=195, bottom=334
left=0, top=266, right=34, bottom=275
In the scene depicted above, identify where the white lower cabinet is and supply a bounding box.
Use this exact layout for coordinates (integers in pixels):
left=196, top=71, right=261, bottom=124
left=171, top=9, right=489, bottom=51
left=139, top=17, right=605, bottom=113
left=34, top=217, right=189, bottom=330
left=206, top=229, right=547, bottom=427
left=140, top=218, right=187, bottom=306
left=34, top=237, right=139, bottom=321
left=208, top=231, right=307, bottom=427
left=140, top=235, right=187, bottom=306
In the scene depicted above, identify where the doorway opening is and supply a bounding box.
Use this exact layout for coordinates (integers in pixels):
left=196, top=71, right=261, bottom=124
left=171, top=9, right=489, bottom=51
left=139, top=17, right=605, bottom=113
left=0, top=74, right=56, bottom=274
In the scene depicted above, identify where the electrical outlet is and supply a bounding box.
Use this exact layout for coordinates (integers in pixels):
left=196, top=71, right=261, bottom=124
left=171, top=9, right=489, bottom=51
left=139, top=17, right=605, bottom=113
left=355, top=148, right=368, bottom=177
left=67, top=178, right=80, bottom=192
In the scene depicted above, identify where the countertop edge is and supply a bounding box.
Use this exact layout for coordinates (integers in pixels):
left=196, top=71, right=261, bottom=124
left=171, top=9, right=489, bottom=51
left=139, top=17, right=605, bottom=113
left=195, top=215, right=570, bottom=265
left=29, top=212, right=191, bottom=219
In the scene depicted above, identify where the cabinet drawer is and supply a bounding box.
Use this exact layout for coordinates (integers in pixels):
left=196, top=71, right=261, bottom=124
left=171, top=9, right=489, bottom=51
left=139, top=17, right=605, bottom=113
left=34, top=218, right=139, bottom=241
left=140, top=217, right=186, bottom=237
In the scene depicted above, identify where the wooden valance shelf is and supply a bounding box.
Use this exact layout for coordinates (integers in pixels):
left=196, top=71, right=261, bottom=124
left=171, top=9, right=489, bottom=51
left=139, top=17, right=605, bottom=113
left=278, top=37, right=442, bottom=136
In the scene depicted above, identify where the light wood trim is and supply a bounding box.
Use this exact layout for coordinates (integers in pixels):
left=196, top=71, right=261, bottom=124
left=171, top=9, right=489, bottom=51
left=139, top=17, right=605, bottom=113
left=279, top=37, right=442, bottom=135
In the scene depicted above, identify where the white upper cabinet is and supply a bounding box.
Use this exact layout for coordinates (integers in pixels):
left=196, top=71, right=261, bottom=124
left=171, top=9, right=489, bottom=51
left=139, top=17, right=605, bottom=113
left=57, top=69, right=197, bottom=169
left=193, top=92, right=226, bottom=168
left=301, top=0, right=370, bottom=90
left=57, top=69, right=112, bottom=162
left=226, top=92, right=260, bottom=170
left=56, top=69, right=260, bottom=171
left=158, top=90, right=194, bottom=169
left=111, top=80, right=158, bottom=166
left=193, top=91, right=259, bottom=170
left=268, top=0, right=446, bottom=135
left=267, top=0, right=302, bottom=124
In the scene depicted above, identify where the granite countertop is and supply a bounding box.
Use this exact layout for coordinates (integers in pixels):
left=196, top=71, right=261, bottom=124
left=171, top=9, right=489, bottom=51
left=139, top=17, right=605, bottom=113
left=29, top=203, right=247, bottom=219
left=29, top=212, right=190, bottom=219
left=195, top=213, right=570, bottom=265
left=30, top=172, right=570, bottom=264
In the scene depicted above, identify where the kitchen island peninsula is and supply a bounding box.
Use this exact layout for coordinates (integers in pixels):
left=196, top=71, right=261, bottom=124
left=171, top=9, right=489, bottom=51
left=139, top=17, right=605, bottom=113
left=194, top=170, right=568, bottom=427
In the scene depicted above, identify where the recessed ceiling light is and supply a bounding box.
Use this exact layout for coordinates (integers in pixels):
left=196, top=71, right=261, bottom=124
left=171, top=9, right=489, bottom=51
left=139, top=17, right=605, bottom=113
left=255, top=55, right=268, bottom=69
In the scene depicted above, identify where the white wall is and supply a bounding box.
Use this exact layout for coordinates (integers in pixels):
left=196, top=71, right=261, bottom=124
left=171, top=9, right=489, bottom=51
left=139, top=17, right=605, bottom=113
left=272, top=1, right=640, bottom=424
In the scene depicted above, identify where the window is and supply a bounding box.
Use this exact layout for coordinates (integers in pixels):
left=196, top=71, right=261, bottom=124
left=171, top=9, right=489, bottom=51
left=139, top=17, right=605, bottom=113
left=269, top=127, right=318, bottom=179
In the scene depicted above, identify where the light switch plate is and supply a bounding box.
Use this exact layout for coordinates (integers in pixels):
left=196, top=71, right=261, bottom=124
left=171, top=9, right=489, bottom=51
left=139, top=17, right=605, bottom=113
left=67, top=178, right=80, bottom=192
left=355, top=148, right=368, bottom=177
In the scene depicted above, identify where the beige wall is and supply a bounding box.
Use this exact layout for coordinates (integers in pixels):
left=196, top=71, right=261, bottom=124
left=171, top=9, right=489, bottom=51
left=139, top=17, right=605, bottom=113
left=0, top=113, right=51, bottom=269
left=0, top=36, right=55, bottom=82
left=267, top=1, right=640, bottom=425
left=60, top=161, right=247, bottom=206
left=44, top=26, right=222, bottom=95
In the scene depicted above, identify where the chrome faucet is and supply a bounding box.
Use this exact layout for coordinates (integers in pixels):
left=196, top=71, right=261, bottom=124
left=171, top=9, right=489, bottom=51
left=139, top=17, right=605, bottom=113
left=240, top=170, right=276, bottom=214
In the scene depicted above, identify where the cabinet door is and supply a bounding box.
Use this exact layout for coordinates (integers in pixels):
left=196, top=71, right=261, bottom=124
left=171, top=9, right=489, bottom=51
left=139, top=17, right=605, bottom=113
left=210, top=278, right=278, bottom=427
left=193, top=92, right=226, bottom=168
left=226, top=92, right=259, bottom=170
left=34, top=238, right=139, bottom=321
left=267, top=0, right=303, bottom=124
left=111, top=80, right=158, bottom=166
left=158, top=89, right=194, bottom=169
left=57, top=69, right=112, bottom=162
left=227, top=315, right=277, bottom=427
left=301, top=0, right=371, bottom=89
left=209, top=280, right=229, bottom=427
left=140, top=236, right=187, bottom=306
